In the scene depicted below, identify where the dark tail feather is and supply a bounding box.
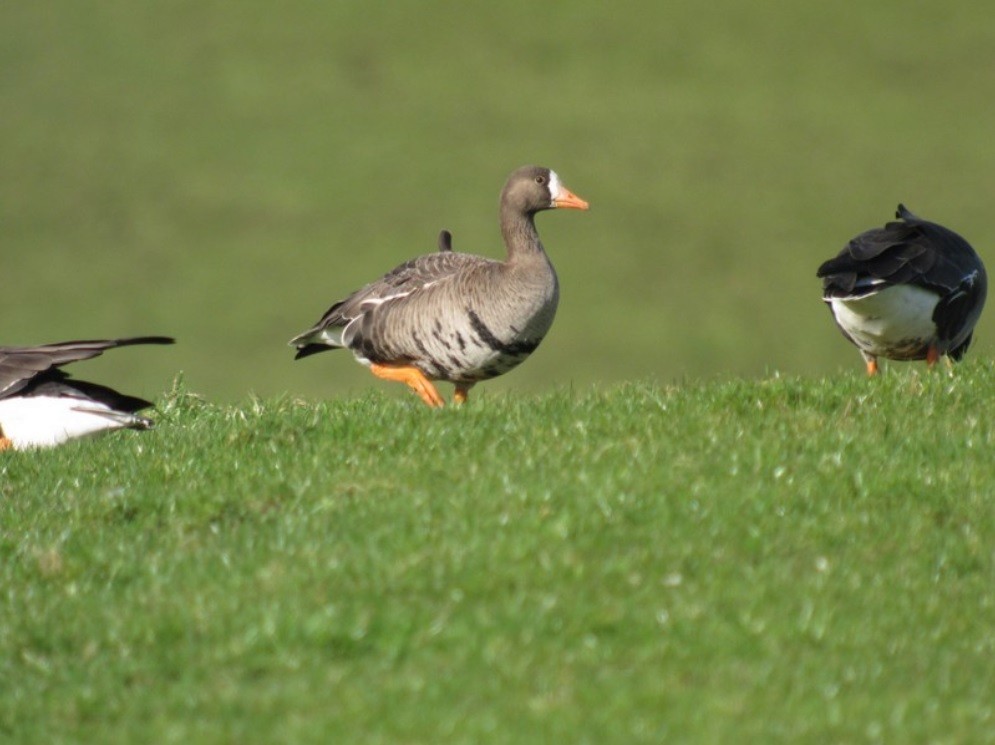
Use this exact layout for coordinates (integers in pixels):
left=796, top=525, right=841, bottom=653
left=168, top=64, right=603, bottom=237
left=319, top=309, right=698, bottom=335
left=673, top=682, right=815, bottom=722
left=896, top=204, right=918, bottom=221
left=294, top=344, right=336, bottom=360
left=116, top=336, right=175, bottom=347
left=56, top=336, right=176, bottom=348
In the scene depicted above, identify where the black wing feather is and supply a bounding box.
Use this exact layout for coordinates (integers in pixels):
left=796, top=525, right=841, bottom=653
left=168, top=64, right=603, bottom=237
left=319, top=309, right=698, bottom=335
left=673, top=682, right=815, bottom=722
left=22, top=370, right=155, bottom=414
left=0, top=337, right=174, bottom=399
left=817, top=205, right=985, bottom=301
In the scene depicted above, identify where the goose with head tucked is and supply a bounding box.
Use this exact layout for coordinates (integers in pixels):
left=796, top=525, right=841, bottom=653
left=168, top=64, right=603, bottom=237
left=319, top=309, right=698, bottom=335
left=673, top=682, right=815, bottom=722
left=817, top=205, right=987, bottom=375
left=0, top=336, right=175, bottom=450
left=290, top=165, right=589, bottom=406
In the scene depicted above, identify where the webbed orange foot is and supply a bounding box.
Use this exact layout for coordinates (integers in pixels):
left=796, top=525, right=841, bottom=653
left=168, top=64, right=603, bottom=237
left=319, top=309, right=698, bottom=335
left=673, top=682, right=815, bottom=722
left=370, top=363, right=445, bottom=407
left=926, top=345, right=940, bottom=368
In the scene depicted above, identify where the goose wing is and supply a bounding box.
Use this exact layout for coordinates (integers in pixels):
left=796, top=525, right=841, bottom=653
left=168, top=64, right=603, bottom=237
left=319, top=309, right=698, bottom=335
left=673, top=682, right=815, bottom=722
left=0, top=337, right=174, bottom=399
left=18, top=370, right=155, bottom=415
left=817, top=205, right=984, bottom=300
left=291, top=252, right=491, bottom=357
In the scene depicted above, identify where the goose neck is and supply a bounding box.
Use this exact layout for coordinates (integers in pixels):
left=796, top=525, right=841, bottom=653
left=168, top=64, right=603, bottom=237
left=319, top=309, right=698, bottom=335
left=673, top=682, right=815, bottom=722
left=500, top=207, right=544, bottom=262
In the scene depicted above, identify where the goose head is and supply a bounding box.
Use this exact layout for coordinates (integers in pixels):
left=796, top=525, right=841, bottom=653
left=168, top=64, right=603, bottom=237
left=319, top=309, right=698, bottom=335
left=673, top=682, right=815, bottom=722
left=501, top=165, right=590, bottom=215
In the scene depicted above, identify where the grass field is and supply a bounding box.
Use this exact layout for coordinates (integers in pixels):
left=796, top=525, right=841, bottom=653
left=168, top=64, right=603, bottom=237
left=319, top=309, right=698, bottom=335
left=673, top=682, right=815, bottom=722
left=4, top=2, right=995, bottom=742
left=3, top=365, right=995, bottom=742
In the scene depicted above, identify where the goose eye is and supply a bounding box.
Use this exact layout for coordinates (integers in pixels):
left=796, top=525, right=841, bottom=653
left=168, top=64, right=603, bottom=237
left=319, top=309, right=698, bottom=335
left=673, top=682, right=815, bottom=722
left=535, top=175, right=545, bottom=185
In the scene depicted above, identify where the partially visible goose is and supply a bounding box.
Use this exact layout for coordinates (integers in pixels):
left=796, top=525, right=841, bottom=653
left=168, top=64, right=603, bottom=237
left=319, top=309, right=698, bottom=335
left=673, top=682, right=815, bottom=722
left=437, top=229, right=453, bottom=252
left=817, top=205, right=987, bottom=375
left=0, top=336, right=174, bottom=450
left=290, top=165, right=589, bottom=406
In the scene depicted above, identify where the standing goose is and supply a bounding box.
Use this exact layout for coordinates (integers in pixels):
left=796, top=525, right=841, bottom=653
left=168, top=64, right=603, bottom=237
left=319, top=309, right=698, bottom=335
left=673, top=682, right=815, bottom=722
left=817, top=205, right=987, bottom=375
left=0, top=336, right=174, bottom=450
left=290, top=165, right=589, bottom=406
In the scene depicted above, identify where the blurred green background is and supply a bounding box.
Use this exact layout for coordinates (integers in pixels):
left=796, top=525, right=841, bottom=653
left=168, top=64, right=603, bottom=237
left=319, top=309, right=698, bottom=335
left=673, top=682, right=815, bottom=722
left=3, top=2, right=994, bottom=401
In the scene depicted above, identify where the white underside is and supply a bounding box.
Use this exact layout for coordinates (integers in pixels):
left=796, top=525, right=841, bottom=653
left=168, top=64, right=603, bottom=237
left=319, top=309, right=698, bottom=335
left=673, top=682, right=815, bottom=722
left=828, top=284, right=939, bottom=357
left=0, top=396, right=143, bottom=450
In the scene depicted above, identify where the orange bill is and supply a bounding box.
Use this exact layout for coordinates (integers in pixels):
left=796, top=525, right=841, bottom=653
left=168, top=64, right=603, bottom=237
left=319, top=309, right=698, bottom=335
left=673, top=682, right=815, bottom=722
left=554, top=187, right=590, bottom=211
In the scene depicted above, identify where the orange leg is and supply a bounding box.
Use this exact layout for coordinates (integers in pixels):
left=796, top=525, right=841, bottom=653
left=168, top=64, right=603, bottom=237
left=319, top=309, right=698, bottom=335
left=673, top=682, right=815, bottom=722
left=369, top=363, right=445, bottom=408
left=0, top=436, right=12, bottom=451
left=926, top=345, right=940, bottom=368
left=453, top=383, right=474, bottom=405
left=865, top=357, right=879, bottom=376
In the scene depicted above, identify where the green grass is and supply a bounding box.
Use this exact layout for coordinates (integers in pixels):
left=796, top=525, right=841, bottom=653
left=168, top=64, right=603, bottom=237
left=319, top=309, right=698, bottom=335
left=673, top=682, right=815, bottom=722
left=3, top=365, right=995, bottom=742
left=3, top=3, right=995, bottom=739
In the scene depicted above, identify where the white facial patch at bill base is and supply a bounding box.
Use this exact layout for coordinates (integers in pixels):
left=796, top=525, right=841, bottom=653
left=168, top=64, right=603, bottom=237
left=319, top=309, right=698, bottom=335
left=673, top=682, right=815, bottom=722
left=548, top=170, right=562, bottom=205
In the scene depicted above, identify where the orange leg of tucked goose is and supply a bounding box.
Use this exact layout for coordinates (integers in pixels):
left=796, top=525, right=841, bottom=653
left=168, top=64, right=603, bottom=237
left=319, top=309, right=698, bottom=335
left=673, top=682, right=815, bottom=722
left=370, top=363, right=445, bottom=408
left=865, top=358, right=879, bottom=376
left=453, top=383, right=474, bottom=405
left=926, top=345, right=941, bottom=368
left=0, top=436, right=12, bottom=451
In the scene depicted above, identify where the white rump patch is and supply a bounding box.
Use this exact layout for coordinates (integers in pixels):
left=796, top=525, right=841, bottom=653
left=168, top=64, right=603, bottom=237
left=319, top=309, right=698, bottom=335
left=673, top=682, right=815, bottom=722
left=315, top=326, right=346, bottom=347
left=0, top=396, right=146, bottom=450
left=290, top=325, right=345, bottom=349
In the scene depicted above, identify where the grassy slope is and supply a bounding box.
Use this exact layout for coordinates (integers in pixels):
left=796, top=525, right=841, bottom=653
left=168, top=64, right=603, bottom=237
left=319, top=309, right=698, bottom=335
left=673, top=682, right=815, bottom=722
left=3, top=366, right=995, bottom=743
